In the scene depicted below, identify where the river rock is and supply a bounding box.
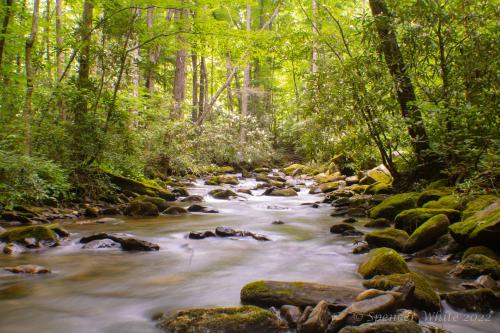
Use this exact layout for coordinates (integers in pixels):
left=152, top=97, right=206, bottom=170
left=164, top=206, right=188, bottom=215
left=205, top=175, right=239, bottom=186
left=461, top=275, right=498, bottom=290
left=187, top=204, right=218, bottom=213
left=240, top=280, right=360, bottom=310
left=336, top=321, right=422, bottom=333
left=330, top=223, right=356, bottom=234
left=462, top=246, right=499, bottom=261
left=124, top=199, right=159, bottom=217
left=263, top=187, right=298, bottom=197
left=157, top=305, right=288, bottom=333
left=84, top=206, right=100, bottom=217
left=298, top=300, right=331, bottom=333
left=0, top=224, right=65, bottom=247
left=404, top=214, right=449, bottom=253
left=280, top=305, right=302, bottom=327
left=82, top=238, right=121, bottom=249
left=365, top=218, right=391, bottom=228
left=238, top=188, right=253, bottom=195
left=209, top=189, right=238, bottom=200
left=79, top=233, right=159, bottom=251
left=394, top=208, right=461, bottom=234
left=4, top=265, right=50, bottom=274
left=369, top=193, right=419, bottom=220
left=442, top=288, right=500, bottom=313
left=188, top=231, right=216, bottom=239
left=358, top=248, right=409, bottom=279
left=181, top=195, right=204, bottom=202
left=95, top=217, right=124, bottom=224
left=449, top=254, right=500, bottom=279
left=364, top=228, right=409, bottom=251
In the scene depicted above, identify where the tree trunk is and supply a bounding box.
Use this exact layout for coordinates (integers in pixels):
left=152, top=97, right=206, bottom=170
left=0, top=0, right=14, bottom=73
left=45, top=0, right=52, bottom=81
left=171, top=8, right=187, bottom=119
left=191, top=53, right=198, bottom=122
left=145, top=6, right=159, bottom=96
left=225, top=53, right=234, bottom=114
left=24, top=0, right=40, bottom=155
left=198, top=56, right=206, bottom=119
left=311, top=0, right=318, bottom=74
left=78, top=0, right=93, bottom=90
left=369, top=0, right=431, bottom=163
left=240, top=4, right=252, bottom=145
left=56, top=0, right=62, bottom=80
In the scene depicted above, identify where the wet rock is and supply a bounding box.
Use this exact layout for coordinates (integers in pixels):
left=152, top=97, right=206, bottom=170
left=213, top=226, right=270, bottom=241
left=4, top=265, right=50, bottom=274
left=462, top=246, right=499, bottom=261
left=0, top=224, right=64, bottom=247
left=358, top=248, right=409, bottom=279
left=95, top=217, right=124, bottom=224
left=238, top=188, right=253, bottom=195
left=164, top=206, right=188, bottom=215
left=209, top=189, right=238, bottom=200
left=345, top=176, right=359, bottom=186
left=272, top=220, right=285, bottom=225
left=342, top=218, right=357, bottom=224
left=359, top=165, right=392, bottom=186
left=442, top=288, right=500, bottom=313
left=365, top=218, right=391, bottom=228
left=461, top=275, right=498, bottom=290
left=353, top=242, right=370, bottom=254
left=416, top=188, right=454, bottom=207
left=394, top=208, right=461, bottom=234
left=280, top=305, right=302, bottom=327
left=413, top=233, right=461, bottom=258
left=298, top=300, right=330, bottom=333
left=84, top=206, right=100, bottom=217
left=330, top=223, right=356, bottom=234
left=347, top=207, right=366, bottom=217
left=157, top=305, right=288, bottom=333
left=330, top=208, right=349, bottom=216
left=365, top=228, right=409, bottom=251
left=124, top=199, right=159, bottom=217
left=100, top=207, right=122, bottom=215
left=215, top=226, right=238, bottom=237
left=241, top=280, right=360, bottom=310
left=205, top=175, right=239, bottom=186
left=106, top=173, right=176, bottom=201
left=320, top=181, right=346, bottom=193
left=336, top=321, right=422, bottom=333
left=404, top=214, right=449, bottom=253
left=172, top=187, right=189, bottom=197
left=82, top=239, right=121, bottom=249
left=0, top=211, right=31, bottom=224
left=79, top=233, right=159, bottom=251
left=181, top=195, right=204, bottom=202
left=342, top=229, right=364, bottom=237
left=284, top=164, right=305, bottom=176
left=187, top=204, right=218, bottom=213
left=363, top=272, right=441, bottom=311
left=263, top=187, right=298, bottom=197
left=369, top=193, right=419, bottom=220
left=2, top=242, right=23, bottom=254
left=449, top=254, right=500, bottom=279
left=188, top=231, right=216, bottom=239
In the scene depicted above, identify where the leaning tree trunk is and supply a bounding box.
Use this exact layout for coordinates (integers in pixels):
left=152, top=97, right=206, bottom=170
left=0, top=0, right=15, bottom=74
left=369, top=0, right=432, bottom=164
left=24, top=0, right=40, bottom=156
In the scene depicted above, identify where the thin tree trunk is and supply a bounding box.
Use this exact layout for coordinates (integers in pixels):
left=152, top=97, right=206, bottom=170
left=311, top=0, right=318, bottom=74
left=78, top=0, right=93, bottom=93
left=45, top=0, right=52, bottom=81
left=225, top=53, right=234, bottom=114
left=171, top=8, right=187, bottom=119
left=198, top=56, right=206, bottom=119
left=191, top=53, right=198, bottom=121
left=0, top=0, right=14, bottom=73
left=24, top=0, right=40, bottom=156
left=130, top=8, right=140, bottom=98
left=240, top=4, right=252, bottom=145
left=369, top=0, right=431, bottom=163
left=145, top=6, right=158, bottom=95
left=56, top=0, right=62, bottom=80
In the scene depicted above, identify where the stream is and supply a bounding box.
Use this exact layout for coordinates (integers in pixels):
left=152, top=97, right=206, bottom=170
left=0, top=177, right=498, bottom=333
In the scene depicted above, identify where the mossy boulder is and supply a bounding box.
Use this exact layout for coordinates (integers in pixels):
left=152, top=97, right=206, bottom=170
left=462, top=195, right=498, bottom=219
left=416, top=188, right=454, bottom=207
left=346, top=185, right=370, bottom=194
left=450, top=254, right=500, bottom=279
left=157, top=305, right=288, bottom=333
left=358, top=248, right=409, bottom=279
left=264, top=188, right=298, bottom=197
left=365, top=218, right=392, bottom=228
left=283, top=164, right=305, bottom=176
left=314, top=172, right=344, bottom=184
left=0, top=224, right=62, bottom=244
left=209, top=189, right=238, bottom=200
left=106, top=173, right=176, bottom=201
left=366, top=182, right=393, bottom=195
left=442, top=288, right=500, bottom=313
left=404, top=214, right=449, bottom=253
left=369, top=193, right=419, bottom=220
left=240, top=280, right=359, bottom=310
left=124, top=199, right=159, bottom=216
left=136, top=195, right=169, bottom=211
left=338, top=321, right=422, bottom=333
left=359, top=167, right=392, bottom=186
left=363, top=272, right=441, bottom=311
left=463, top=246, right=499, bottom=261
left=423, top=195, right=463, bottom=210
left=319, top=181, right=346, bottom=193
left=164, top=206, right=188, bottom=215
left=205, top=175, right=239, bottom=186
left=449, top=201, right=500, bottom=249
left=394, top=208, right=461, bottom=234
left=364, top=228, right=409, bottom=251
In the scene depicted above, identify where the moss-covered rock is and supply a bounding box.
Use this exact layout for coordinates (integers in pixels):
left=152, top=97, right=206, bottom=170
left=404, top=214, right=449, bottom=253
left=164, top=206, right=188, bottom=215
left=136, top=195, right=169, bottom=211
left=463, top=246, right=499, bottom=261
left=364, top=228, right=409, bottom=251
left=365, top=182, right=393, bottom=195
left=450, top=254, right=500, bottom=279
left=365, top=218, right=392, bottom=228
left=205, top=175, right=239, bottom=186
left=106, top=173, right=176, bottom=201
left=157, top=305, right=288, bottom=333
left=346, top=185, right=370, bottom=194
left=284, top=164, right=305, bottom=176
left=358, top=248, right=409, bottom=279
left=394, top=208, right=461, bottom=234
left=209, top=189, right=238, bottom=200
left=369, top=193, right=419, bottom=220
left=423, top=195, right=464, bottom=210
left=359, top=167, right=392, bottom=186
left=124, top=199, right=159, bottom=216
left=462, top=195, right=498, bottom=219
left=0, top=224, right=62, bottom=244
left=319, top=181, right=346, bottom=193
left=264, top=188, right=298, bottom=197
left=314, top=172, right=344, bottom=184
left=417, top=188, right=454, bottom=207
left=363, top=272, right=441, bottom=311
left=442, top=288, right=500, bottom=313
left=449, top=201, right=500, bottom=249
left=240, top=280, right=359, bottom=309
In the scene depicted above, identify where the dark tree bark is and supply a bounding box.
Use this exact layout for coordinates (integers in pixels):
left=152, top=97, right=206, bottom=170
left=78, top=0, right=93, bottom=90
left=369, top=0, right=432, bottom=163
left=0, top=0, right=14, bottom=73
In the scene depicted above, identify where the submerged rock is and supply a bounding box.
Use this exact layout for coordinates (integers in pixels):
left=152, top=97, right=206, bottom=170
left=187, top=204, right=218, bottom=213
left=82, top=238, right=121, bottom=249
left=330, top=223, right=356, bottom=234
left=442, top=288, right=500, bottom=313
left=188, top=231, right=216, bottom=239
left=241, top=280, right=359, bottom=310
left=164, top=206, right=188, bottom=215
left=4, top=265, right=51, bottom=274
left=358, top=248, right=409, bottom=279
left=157, top=305, right=288, bottom=333
left=365, top=218, right=391, bottom=228
left=181, top=195, right=204, bottom=202
left=337, top=321, right=422, bottom=333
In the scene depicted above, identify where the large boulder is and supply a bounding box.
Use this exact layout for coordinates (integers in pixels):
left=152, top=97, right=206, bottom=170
left=449, top=201, right=500, bottom=250
left=79, top=233, right=159, bottom=251
left=364, top=228, right=409, bottom=251
left=369, top=193, right=419, bottom=220
left=416, top=188, right=454, bottom=207
left=363, top=272, right=441, bottom=311
left=264, top=188, right=298, bottom=197
left=205, top=175, right=239, bottom=186
left=449, top=254, right=500, bottom=279
left=0, top=224, right=66, bottom=247
left=423, top=195, right=463, bottom=210
left=124, top=199, right=159, bottom=217
left=357, top=248, right=409, bottom=279
left=136, top=195, right=169, bottom=211
left=209, top=189, right=238, bottom=200
left=404, top=214, right=449, bottom=253
left=462, top=195, right=498, bottom=219
left=157, top=306, right=288, bottom=333
left=394, top=208, right=461, bottom=234
left=106, top=173, right=176, bottom=201
left=359, top=165, right=392, bottom=186
left=442, top=288, right=500, bottom=313
left=240, top=280, right=359, bottom=310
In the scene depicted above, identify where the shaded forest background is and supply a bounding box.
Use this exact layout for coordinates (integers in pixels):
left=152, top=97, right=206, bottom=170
left=0, top=0, right=498, bottom=205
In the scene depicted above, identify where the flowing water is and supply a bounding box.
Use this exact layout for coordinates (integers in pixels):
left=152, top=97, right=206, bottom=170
left=0, top=178, right=498, bottom=333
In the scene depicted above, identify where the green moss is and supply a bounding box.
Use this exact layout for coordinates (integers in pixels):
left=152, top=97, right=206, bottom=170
left=283, top=164, right=305, bottom=176
left=451, top=254, right=500, bottom=279
left=358, top=247, right=409, bottom=279
left=366, top=182, right=393, bottom=195
left=209, top=189, right=238, bottom=199
left=462, top=195, right=498, bottom=219
left=463, top=246, right=499, bottom=261
left=319, top=181, right=344, bottom=193
left=363, top=272, right=441, bottom=311
left=423, top=195, right=463, bottom=210
left=124, top=199, right=159, bottom=216
left=367, top=169, right=392, bottom=184
left=159, top=305, right=287, bottom=333
left=206, top=175, right=239, bottom=185
left=417, top=188, right=454, bottom=207
left=136, top=195, right=168, bottom=211
left=425, top=179, right=450, bottom=190
left=364, top=228, right=409, bottom=251
left=394, top=208, right=461, bottom=234
left=369, top=193, right=419, bottom=220
left=0, top=224, right=64, bottom=243
left=405, top=214, right=449, bottom=253
left=347, top=185, right=369, bottom=194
